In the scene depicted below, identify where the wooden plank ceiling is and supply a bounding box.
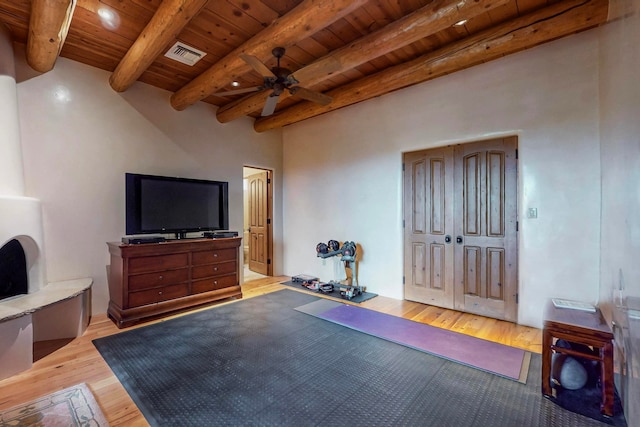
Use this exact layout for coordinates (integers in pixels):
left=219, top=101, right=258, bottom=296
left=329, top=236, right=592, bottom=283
left=0, top=0, right=608, bottom=132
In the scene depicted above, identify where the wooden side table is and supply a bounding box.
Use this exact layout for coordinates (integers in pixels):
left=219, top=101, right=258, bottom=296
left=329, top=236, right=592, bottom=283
left=541, top=300, right=614, bottom=416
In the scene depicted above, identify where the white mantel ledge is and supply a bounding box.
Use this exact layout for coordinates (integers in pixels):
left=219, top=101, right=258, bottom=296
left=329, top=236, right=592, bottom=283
left=0, top=278, right=92, bottom=322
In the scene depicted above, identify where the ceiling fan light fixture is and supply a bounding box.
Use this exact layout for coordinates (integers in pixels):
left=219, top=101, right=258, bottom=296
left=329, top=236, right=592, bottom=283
left=231, top=81, right=240, bottom=87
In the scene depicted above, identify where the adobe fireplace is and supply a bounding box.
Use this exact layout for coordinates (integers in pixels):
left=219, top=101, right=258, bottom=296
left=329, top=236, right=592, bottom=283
left=0, top=22, right=47, bottom=297
left=0, top=23, right=91, bottom=381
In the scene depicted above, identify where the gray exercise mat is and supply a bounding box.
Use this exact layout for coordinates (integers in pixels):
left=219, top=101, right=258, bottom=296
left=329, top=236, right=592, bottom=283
left=93, top=289, right=619, bottom=426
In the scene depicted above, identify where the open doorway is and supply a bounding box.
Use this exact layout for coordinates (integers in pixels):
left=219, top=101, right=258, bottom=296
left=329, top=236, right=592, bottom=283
left=243, top=166, right=273, bottom=281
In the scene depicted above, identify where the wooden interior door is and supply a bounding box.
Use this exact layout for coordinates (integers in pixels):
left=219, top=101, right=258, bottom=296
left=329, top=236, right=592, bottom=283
left=248, top=170, right=269, bottom=275
left=403, top=147, right=455, bottom=308
left=453, top=137, right=518, bottom=321
left=403, top=137, right=518, bottom=322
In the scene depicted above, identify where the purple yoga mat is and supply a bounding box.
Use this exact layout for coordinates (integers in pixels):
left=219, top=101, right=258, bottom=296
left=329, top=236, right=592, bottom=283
left=317, top=304, right=526, bottom=380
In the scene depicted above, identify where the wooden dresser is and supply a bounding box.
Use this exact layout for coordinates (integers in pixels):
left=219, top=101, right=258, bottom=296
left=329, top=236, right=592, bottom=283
left=107, top=237, right=242, bottom=328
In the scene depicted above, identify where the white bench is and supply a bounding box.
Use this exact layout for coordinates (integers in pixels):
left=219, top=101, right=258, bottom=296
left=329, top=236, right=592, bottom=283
left=0, top=278, right=92, bottom=380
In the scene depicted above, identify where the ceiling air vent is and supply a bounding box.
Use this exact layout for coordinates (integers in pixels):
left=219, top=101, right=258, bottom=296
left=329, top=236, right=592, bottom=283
left=164, top=42, right=206, bottom=66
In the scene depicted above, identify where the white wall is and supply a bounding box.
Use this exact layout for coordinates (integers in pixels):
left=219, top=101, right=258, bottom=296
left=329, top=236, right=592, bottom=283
left=599, top=0, right=640, bottom=311
left=282, top=30, right=602, bottom=328
left=15, top=54, right=283, bottom=315
left=598, top=0, right=640, bottom=424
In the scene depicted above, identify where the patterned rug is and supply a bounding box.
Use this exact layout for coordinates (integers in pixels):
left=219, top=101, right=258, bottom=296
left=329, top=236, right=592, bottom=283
left=0, top=383, right=109, bottom=426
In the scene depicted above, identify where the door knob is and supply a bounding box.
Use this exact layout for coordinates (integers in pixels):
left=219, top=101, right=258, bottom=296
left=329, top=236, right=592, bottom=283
left=445, top=235, right=451, bottom=244
left=456, top=236, right=463, bottom=244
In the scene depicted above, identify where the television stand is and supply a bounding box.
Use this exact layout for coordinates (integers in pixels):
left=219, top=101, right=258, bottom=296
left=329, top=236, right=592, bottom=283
left=107, top=237, right=242, bottom=328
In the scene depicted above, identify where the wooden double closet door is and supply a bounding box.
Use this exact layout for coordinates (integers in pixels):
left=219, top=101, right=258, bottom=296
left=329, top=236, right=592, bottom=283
left=403, top=137, right=518, bottom=322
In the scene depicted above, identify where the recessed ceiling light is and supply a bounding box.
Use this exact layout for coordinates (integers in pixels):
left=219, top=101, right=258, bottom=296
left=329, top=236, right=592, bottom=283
left=98, top=8, right=113, bottom=20
left=454, top=19, right=467, bottom=27
left=231, top=81, right=240, bottom=87
left=97, top=6, right=121, bottom=30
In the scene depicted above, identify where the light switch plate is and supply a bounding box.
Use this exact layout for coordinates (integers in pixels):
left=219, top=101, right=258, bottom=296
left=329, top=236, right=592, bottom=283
left=527, top=208, right=538, bottom=218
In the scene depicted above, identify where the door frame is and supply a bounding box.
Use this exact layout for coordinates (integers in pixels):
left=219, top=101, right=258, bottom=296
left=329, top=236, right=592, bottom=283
left=243, top=166, right=274, bottom=276
left=402, top=136, right=519, bottom=322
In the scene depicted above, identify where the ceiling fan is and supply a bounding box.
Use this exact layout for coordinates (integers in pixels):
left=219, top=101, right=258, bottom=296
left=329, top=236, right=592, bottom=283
left=216, top=47, right=333, bottom=117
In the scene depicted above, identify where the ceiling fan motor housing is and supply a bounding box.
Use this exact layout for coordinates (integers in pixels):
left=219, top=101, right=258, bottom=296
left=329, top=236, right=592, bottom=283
left=272, top=46, right=286, bottom=59
left=272, top=66, right=292, bottom=80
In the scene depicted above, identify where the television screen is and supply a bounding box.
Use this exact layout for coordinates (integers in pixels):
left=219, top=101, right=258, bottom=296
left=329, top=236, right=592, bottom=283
left=126, top=173, right=229, bottom=237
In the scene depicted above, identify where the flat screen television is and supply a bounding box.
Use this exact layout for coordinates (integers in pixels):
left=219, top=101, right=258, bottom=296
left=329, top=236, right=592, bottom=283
left=125, top=173, right=229, bottom=238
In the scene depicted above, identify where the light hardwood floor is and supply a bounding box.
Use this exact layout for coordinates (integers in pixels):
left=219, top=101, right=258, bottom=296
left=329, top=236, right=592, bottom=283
left=244, top=263, right=268, bottom=281
left=0, top=276, right=541, bottom=426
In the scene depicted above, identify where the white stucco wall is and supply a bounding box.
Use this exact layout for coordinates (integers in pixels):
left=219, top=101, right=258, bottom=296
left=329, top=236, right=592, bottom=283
left=598, top=0, right=640, bottom=424
left=11, top=26, right=605, bottom=330
left=599, top=1, right=640, bottom=308
left=15, top=54, right=284, bottom=315
left=282, top=30, right=602, bottom=328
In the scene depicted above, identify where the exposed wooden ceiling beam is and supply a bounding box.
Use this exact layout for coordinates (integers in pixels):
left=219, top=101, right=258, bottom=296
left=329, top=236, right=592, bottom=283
left=169, top=0, right=369, bottom=111
left=254, top=0, right=608, bottom=133
left=109, top=0, right=209, bottom=92
left=26, top=0, right=76, bottom=73
left=216, top=0, right=512, bottom=124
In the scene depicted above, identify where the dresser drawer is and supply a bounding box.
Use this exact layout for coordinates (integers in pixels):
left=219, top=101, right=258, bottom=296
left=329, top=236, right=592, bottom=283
left=192, top=248, right=236, bottom=265
left=128, top=268, right=189, bottom=291
left=128, top=283, right=190, bottom=307
left=192, top=274, right=237, bottom=294
left=128, top=253, right=188, bottom=274
left=192, top=260, right=236, bottom=280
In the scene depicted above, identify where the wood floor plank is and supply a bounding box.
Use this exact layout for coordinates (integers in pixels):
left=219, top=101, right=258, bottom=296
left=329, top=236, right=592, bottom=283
left=0, top=276, right=541, bottom=425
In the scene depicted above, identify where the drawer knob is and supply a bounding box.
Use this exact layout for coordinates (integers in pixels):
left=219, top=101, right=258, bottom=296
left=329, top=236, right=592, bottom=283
left=214, top=281, right=217, bottom=285
left=158, top=291, right=163, bottom=295
left=214, top=267, right=218, bottom=271
left=159, top=275, right=163, bottom=280
left=214, top=253, right=218, bottom=257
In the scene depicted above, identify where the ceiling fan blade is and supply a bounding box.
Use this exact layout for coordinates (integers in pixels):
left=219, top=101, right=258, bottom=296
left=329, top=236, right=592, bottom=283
left=215, top=86, right=262, bottom=97
left=289, top=86, right=332, bottom=106
left=291, top=58, right=341, bottom=84
left=240, top=53, right=276, bottom=78
left=261, top=93, right=280, bottom=116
